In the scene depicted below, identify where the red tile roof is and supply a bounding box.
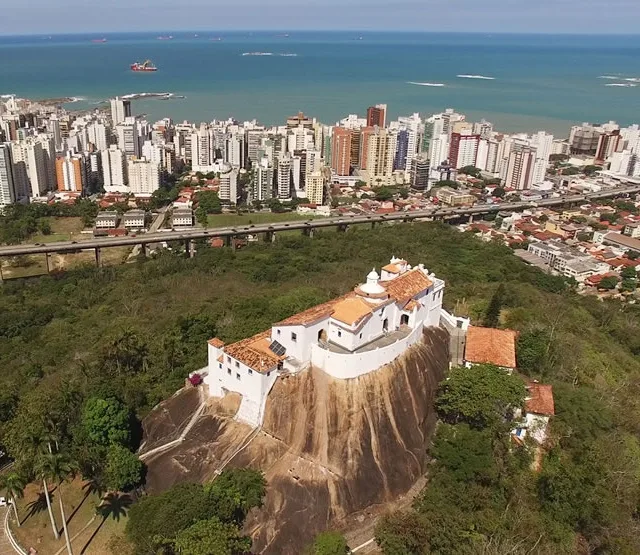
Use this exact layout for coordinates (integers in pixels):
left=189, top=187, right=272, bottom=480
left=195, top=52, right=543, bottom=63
left=525, top=383, right=555, bottom=415
left=223, top=330, right=284, bottom=374
left=208, top=338, right=225, bottom=348
left=381, top=268, right=433, bottom=304
left=465, top=326, right=518, bottom=368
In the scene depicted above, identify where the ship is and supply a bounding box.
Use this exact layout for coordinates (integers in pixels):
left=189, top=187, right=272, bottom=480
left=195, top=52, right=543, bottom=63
left=91, top=38, right=107, bottom=43
left=130, top=60, right=158, bottom=72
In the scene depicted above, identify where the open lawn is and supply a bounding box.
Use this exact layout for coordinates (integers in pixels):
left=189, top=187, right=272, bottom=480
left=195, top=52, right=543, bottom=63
left=207, top=211, right=321, bottom=228
left=11, top=478, right=133, bottom=555
left=29, top=217, right=90, bottom=244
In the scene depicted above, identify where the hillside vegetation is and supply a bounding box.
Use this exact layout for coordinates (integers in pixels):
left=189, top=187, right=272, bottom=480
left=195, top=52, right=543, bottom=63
left=1, top=222, right=639, bottom=552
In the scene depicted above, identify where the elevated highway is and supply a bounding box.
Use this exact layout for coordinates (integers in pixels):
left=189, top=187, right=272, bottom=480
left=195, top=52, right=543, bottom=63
left=1, top=184, right=639, bottom=260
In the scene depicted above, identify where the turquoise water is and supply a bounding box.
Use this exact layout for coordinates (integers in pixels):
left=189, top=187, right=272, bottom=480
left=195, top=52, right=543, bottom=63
left=1, top=32, right=640, bottom=136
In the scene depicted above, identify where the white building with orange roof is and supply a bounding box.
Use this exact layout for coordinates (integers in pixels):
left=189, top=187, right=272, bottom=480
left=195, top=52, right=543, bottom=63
left=205, top=257, right=446, bottom=426
left=463, top=326, right=518, bottom=373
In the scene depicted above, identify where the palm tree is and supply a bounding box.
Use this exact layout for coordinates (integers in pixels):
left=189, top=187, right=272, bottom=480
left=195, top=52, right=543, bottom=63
left=0, top=472, right=26, bottom=526
left=25, top=429, right=59, bottom=540
left=39, top=453, right=77, bottom=554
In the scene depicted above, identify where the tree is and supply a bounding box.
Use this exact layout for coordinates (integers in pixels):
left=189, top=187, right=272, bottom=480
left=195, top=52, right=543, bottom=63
left=561, top=167, right=580, bottom=176
left=483, top=282, right=505, bottom=328
left=459, top=166, right=481, bottom=178
left=431, top=180, right=459, bottom=190
left=375, top=511, right=431, bottom=555
left=375, top=187, right=394, bottom=201
left=621, top=278, right=636, bottom=292
left=517, top=328, right=552, bottom=375
left=207, top=468, right=266, bottom=523
left=0, top=472, right=25, bottom=526
left=82, top=397, right=132, bottom=448
left=307, top=531, right=350, bottom=554
left=621, top=266, right=637, bottom=280
left=195, top=206, right=209, bottom=227
left=173, top=517, right=251, bottom=555
left=598, top=276, right=618, bottom=290
left=267, top=198, right=285, bottom=213
left=600, top=212, right=618, bottom=224
left=491, top=187, right=505, bottom=198
left=436, top=364, right=526, bottom=429
left=39, top=453, right=77, bottom=555
left=104, top=445, right=145, bottom=492
left=584, top=165, right=603, bottom=176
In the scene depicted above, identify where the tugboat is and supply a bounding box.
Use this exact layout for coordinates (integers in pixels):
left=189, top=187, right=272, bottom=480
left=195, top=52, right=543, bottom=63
left=130, top=60, right=158, bottom=72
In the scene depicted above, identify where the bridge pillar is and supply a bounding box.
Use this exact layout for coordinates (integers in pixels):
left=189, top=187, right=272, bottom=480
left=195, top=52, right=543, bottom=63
left=302, top=227, right=314, bottom=238
left=0, top=261, right=3, bottom=283
left=94, top=248, right=101, bottom=268
left=468, top=214, right=474, bottom=224
left=140, top=243, right=147, bottom=258
left=189, top=240, right=195, bottom=258
left=225, top=236, right=232, bottom=248
left=337, top=224, right=348, bottom=233
left=264, top=231, right=275, bottom=242
left=371, top=221, right=377, bottom=229
left=184, top=240, right=191, bottom=258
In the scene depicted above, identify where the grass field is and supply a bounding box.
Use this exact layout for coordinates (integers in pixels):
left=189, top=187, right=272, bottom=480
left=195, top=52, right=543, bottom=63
left=12, top=478, right=132, bottom=555
left=29, top=217, right=89, bottom=244
left=207, top=212, right=320, bottom=228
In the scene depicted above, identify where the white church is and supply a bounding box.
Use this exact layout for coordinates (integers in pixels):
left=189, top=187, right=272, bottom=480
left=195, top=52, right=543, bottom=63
left=204, top=257, right=446, bottom=426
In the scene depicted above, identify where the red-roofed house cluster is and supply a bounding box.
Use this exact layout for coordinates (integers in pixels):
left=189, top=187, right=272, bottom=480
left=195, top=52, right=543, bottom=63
left=204, top=257, right=446, bottom=426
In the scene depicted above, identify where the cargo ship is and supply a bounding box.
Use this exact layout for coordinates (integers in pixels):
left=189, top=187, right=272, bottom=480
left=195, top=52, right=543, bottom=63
left=130, top=60, right=158, bottom=72
left=91, top=38, right=107, bottom=43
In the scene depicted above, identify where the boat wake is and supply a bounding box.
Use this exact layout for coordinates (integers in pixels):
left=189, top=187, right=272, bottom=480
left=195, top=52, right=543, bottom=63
left=407, top=81, right=445, bottom=87
left=457, top=74, right=495, bottom=80
left=241, top=52, right=298, bottom=57
left=605, top=83, right=637, bottom=88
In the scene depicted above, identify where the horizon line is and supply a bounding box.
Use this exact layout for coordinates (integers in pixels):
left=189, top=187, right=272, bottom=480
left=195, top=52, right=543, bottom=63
left=2, top=29, right=640, bottom=38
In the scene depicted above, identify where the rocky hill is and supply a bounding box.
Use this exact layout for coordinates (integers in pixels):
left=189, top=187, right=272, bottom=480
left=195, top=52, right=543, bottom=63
left=142, top=327, right=449, bottom=553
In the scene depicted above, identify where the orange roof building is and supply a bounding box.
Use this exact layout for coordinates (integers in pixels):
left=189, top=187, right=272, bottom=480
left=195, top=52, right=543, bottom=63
left=464, top=326, right=518, bottom=369
left=204, top=257, right=446, bottom=427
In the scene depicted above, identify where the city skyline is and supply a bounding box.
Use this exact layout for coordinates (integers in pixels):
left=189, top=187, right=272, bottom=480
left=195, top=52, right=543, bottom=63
left=2, top=0, right=640, bottom=35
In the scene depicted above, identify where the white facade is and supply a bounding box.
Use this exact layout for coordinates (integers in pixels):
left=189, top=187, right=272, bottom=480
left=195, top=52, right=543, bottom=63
left=277, top=154, right=292, bottom=199
left=110, top=97, right=131, bottom=125
left=205, top=258, right=445, bottom=427
left=127, top=158, right=160, bottom=195
left=530, top=131, right=553, bottom=185
left=101, top=146, right=128, bottom=190
left=10, top=139, right=50, bottom=197
left=428, top=133, right=450, bottom=167
left=116, top=118, right=140, bottom=158
left=219, top=169, right=239, bottom=203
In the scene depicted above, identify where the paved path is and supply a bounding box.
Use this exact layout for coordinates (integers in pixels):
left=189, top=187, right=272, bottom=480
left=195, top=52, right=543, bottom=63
left=0, top=506, right=26, bottom=554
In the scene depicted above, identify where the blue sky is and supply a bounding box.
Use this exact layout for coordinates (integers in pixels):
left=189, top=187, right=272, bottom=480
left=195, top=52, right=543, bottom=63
left=2, top=0, right=639, bottom=34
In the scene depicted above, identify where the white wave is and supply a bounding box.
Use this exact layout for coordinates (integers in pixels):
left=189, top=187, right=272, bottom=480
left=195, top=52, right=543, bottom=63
left=0, top=94, right=16, bottom=99
left=407, top=81, right=445, bottom=87
left=457, top=74, right=495, bottom=80
left=67, top=97, right=85, bottom=103
left=624, top=77, right=640, bottom=83
left=242, top=52, right=273, bottom=56
left=279, top=53, right=297, bottom=57
left=120, top=92, right=175, bottom=100
left=605, top=83, right=637, bottom=87
left=598, top=75, right=620, bottom=80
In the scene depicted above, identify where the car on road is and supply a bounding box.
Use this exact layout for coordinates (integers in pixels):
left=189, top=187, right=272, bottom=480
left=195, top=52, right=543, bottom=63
left=0, top=496, right=9, bottom=506
left=71, top=241, right=77, bottom=244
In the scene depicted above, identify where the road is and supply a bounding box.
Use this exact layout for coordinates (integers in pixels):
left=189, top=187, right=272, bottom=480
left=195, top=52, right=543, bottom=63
left=127, top=205, right=170, bottom=260
left=2, top=184, right=639, bottom=258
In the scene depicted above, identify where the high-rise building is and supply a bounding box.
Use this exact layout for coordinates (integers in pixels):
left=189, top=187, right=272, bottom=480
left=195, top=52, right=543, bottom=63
left=530, top=131, right=554, bottom=184
left=87, top=122, right=109, bottom=152
left=428, top=133, right=450, bottom=168
left=366, top=104, right=387, bottom=128
left=505, top=145, right=535, bottom=190
left=359, top=127, right=375, bottom=170
left=253, top=157, right=274, bottom=202
left=219, top=169, right=239, bottom=203
left=191, top=124, right=215, bottom=171
left=48, top=114, right=63, bottom=152
left=277, top=154, right=292, bottom=199
left=55, top=153, right=85, bottom=192
left=110, top=97, right=132, bottom=125
left=394, top=130, right=409, bottom=171
left=0, top=144, right=16, bottom=207
left=227, top=133, right=244, bottom=168
left=569, top=123, right=602, bottom=155
left=595, top=130, right=621, bottom=163
left=305, top=171, right=325, bottom=205
left=449, top=132, right=479, bottom=169
left=410, top=154, right=430, bottom=191
left=101, top=145, right=128, bottom=188
left=116, top=118, right=140, bottom=158
left=127, top=158, right=160, bottom=194
left=10, top=139, right=50, bottom=197
left=366, top=128, right=397, bottom=182
left=331, top=127, right=351, bottom=176
left=609, top=150, right=634, bottom=176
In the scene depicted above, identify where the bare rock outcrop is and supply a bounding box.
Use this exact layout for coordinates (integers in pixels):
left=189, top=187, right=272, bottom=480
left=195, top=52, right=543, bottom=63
left=142, top=327, right=449, bottom=553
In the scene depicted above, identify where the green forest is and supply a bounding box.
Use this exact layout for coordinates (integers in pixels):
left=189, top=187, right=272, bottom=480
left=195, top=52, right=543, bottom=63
left=1, top=221, right=640, bottom=553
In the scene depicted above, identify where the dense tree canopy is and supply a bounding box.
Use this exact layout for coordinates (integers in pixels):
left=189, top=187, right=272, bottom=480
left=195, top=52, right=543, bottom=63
left=436, top=364, right=525, bottom=429
left=306, top=531, right=350, bottom=554
left=104, top=445, right=145, bottom=492
left=82, top=397, right=132, bottom=448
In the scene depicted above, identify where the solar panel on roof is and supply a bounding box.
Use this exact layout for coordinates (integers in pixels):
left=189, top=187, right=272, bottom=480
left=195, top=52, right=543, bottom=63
left=269, top=340, right=286, bottom=356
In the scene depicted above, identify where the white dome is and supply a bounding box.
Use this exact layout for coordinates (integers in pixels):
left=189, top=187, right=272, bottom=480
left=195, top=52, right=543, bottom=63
left=360, top=268, right=386, bottom=296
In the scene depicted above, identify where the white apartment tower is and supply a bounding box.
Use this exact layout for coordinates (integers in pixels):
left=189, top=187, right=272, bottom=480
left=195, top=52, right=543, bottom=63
left=219, top=169, right=239, bottom=203
left=505, top=145, right=535, bottom=190
left=127, top=158, right=160, bottom=195
left=277, top=154, right=292, bottom=199
left=116, top=118, right=140, bottom=158
left=101, top=145, right=128, bottom=189
left=110, top=97, right=132, bottom=126
left=10, top=139, right=50, bottom=197
left=305, top=171, right=325, bottom=205
left=530, top=131, right=553, bottom=185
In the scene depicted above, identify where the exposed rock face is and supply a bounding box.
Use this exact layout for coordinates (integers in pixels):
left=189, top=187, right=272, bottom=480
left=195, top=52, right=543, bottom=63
left=142, top=327, right=449, bottom=554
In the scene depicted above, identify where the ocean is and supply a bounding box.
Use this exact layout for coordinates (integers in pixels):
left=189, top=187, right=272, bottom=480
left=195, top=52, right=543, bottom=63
left=1, top=31, right=640, bottom=137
